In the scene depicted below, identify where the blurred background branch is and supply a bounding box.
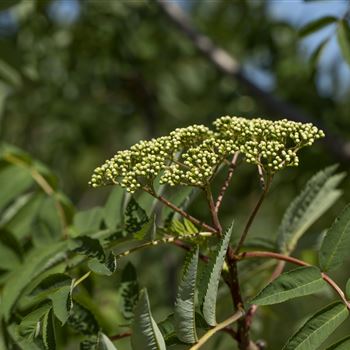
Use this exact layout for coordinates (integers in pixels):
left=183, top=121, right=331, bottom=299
left=157, top=0, right=350, bottom=162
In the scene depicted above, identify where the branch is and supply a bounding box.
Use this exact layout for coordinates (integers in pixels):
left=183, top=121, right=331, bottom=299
left=156, top=0, right=350, bottom=162
left=189, top=309, right=244, bottom=350
left=109, top=331, right=131, bottom=341
left=215, top=152, right=240, bottom=213
left=205, top=186, right=222, bottom=234
left=234, top=176, right=271, bottom=254
left=148, top=190, right=217, bottom=233
left=239, top=250, right=350, bottom=310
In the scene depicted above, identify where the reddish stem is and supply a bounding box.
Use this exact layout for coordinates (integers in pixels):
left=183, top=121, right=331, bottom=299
left=215, top=152, right=240, bottom=213
left=110, top=331, right=131, bottom=341
left=239, top=251, right=350, bottom=310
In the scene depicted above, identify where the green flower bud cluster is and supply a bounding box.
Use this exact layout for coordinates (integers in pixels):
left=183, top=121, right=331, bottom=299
left=160, top=137, right=238, bottom=187
left=90, top=116, right=324, bottom=192
left=214, top=116, right=325, bottom=172
left=89, top=125, right=214, bottom=192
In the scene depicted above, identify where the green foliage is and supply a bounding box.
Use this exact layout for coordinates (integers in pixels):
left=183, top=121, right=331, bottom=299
left=119, top=262, right=140, bottom=322
left=326, top=336, right=350, bottom=350
left=2, top=242, right=68, bottom=320
left=319, top=204, right=350, bottom=272
left=174, top=247, right=199, bottom=344
left=337, top=20, right=350, bottom=66
left=0, top=115, right=349, bottom=349
left=282, top=302, right=349, bottom=350
left=131, top=289, right=166, bottom=350
left=251, top=266, right=326, bottom=306
left=299, top=16, right=337, bottom=38
left=199, top=223, right=233, bottom=326
left=277, top=165, right=344, bottom=254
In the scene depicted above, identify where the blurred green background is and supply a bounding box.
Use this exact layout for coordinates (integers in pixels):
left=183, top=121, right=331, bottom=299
left=0, top=0, right=350, bottom=348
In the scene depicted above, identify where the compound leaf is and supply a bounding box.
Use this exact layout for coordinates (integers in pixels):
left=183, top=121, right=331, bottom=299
left=251, top=266, right=326, bottom=306
left=131, top=289, right=166, bottom=350
left=282, top=302, right=348, bottom=350
left=1, top=242, right=67, bottom=321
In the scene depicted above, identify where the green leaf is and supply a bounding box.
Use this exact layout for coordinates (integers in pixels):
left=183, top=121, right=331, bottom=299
left=30, top=273, right=71, bottom=296
left=3, top=192, right=44, bottom=240
left=104, top=186, right=125, bottom=230
left=70, top=236, right=105, bottom=262
left=346, top=279, right=350, bottom=299
left=49, top=284, right=73, bottom=325
left=0, top=229, right=22, bottom=270
left=158, top=315, right=177, bottom=345
left=277, top=165, right=344, bottom=254
left=67, top=302, right=99, bottom=336
left=326, top=335, right=350, bottom=349
left=174, top=247, right=198, bottom=344
left=250, top=266, right=326, bottom=306
left=119, top=262, right=139, bottom=321
left=337, top=20, right=350, bottom=66
left=282, top=302, right=349, bottom=350
left=80, top=335, right=99, bottom=350
left=310, top=38, right=329, bottom=67
left=88, top=252, right=117, bottom=276
left=125, top=197, right=148, bottom=234
left=73, top=207, right=104, bottom=234
left=134, top=214, right=156, bottom=241
left=299, top=16, right=337, bottom=37
left=199, top=222, right=233, bottom=326
left=18, top=304, right=51, bottom=341
left=99, top=333, right=118, bottom=350
left=319, top=204, right=350, bottom=272
left=0, top=164, right=33, bottom=212
left=131, top=289, right=166, bottom=350
left=42, top=309, right=56, bottom=350
left=1, top=241, right=67, bottom=321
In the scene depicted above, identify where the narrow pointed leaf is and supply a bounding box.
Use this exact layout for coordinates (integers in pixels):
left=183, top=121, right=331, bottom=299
left=310, top=38, right=329, bottom=67
left=326, top=335, right=350, bottom=349
left=1, top=242, right=67, bottom=321
left=119, top=262, right=139, bottom=321
left=251, top=266, right=326, bottom=306
left=282, top=302, right=348, bottom=350
left=299, top=16, right=337, bottom=37
left=174, top=247, right=199, bottom=344
left=200, top=222, right=233, bottom=326
left=131, top=289, right=166, bottom=350
left=277, top=165, right=344, bottom=254
left=18, top=304, right=52, bottom=340
left=42, top=309, right=56, bottom=350
left=67, top=302, right=99, bottom=336
left=337, top=20, right=350, bottom=66
left=319, top=204, right=350, bottom=272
